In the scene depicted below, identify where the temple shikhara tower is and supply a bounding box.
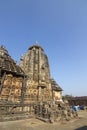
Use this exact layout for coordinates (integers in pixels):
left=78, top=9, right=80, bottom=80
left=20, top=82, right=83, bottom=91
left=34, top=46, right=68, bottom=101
left=19, top=44, right=62, bottom=103
left=19, top=45, right=52, bottom=102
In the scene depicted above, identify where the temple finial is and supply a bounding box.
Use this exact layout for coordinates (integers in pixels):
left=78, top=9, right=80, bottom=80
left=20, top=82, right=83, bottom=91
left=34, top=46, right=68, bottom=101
left=35, top=40, right=39, bottom=45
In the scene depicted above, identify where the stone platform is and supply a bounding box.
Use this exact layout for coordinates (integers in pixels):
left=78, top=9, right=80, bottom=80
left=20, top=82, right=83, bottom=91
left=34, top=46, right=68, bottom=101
left=0, top=110, right=87, bottom=130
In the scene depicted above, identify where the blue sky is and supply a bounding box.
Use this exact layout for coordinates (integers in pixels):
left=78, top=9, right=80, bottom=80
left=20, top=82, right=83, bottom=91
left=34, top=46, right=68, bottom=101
left=0, top=0, right=87, bottom=96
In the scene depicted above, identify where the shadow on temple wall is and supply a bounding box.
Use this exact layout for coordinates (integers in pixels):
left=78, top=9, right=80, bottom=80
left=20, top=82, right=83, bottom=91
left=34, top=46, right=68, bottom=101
left=75, top=126, right=87, bottom=130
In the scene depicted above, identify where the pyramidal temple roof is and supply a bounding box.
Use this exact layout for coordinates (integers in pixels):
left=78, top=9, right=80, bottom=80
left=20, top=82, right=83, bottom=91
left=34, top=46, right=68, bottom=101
left=51, top=78, right=63, bottom=91
left=0, top=45, right=24, bottom=76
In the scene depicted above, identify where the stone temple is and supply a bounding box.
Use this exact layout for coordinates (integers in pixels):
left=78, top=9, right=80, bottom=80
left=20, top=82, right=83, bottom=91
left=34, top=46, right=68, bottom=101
left=19, top=44, right=62, bottom=103
left=0, top=44, right=62, bottom=105
left=0, top=44, right=79, bottom=123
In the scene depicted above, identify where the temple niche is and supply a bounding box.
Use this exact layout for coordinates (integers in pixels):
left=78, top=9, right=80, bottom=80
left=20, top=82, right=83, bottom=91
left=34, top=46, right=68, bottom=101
left=19, top=44, right=62, bottom=103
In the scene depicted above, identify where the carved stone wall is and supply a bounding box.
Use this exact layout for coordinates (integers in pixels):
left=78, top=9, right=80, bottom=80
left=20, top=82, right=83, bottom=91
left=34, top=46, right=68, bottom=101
left=20, top=45, right=52, bottom=102
left=0, top=74, right=23, bottom=103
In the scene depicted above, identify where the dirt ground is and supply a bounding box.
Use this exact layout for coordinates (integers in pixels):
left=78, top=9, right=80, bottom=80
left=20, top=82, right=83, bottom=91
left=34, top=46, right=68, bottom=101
left=0, top=110, right=87, bottom=130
